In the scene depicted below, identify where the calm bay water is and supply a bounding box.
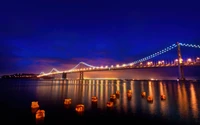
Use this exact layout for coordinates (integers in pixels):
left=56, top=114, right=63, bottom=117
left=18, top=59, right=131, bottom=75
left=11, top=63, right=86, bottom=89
left=0, top=79, right=200, bottom=124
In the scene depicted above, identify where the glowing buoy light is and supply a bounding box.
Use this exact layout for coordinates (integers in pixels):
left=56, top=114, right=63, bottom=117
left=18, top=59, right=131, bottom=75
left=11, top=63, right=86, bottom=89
left=127, top=90, right=132, bottom=94
left=161, top=94, right=166, bottom=100
left=147, top=96, right=153, bottom=102
left=127, top=89, right=132, bottom=98
left=141, top=92, right=146, bottom=97
left=127, top=92, right=132, bottom=98
left=110, top=94, right=116, bottom=100
left=75, top=104, right=85, bottom=112
left=92, top=96, right=98, bottom=103
left=64, top=98, right=72, bottom=105
left=116, top=90, right=120, bottom=95
left=31, top=101, right=39, bottom=109
left=107, top=101, right=114, bottom=108
left=36, top=110, right=45, bottom=119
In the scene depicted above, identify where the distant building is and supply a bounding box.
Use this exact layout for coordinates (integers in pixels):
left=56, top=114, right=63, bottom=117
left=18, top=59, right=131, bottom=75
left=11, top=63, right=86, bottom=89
left=1, top=73, right=39, bottom=79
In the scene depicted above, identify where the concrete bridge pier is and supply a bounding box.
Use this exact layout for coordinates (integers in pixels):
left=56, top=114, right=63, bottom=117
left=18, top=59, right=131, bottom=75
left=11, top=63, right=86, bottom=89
left=79, top=71, right=84, bottom=83
left=62, top=72, right=67, bottom=80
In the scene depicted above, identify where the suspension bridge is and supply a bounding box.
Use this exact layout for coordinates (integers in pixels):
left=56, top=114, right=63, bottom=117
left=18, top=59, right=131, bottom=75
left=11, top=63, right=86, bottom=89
left=37, top=42, right=200, bottom=80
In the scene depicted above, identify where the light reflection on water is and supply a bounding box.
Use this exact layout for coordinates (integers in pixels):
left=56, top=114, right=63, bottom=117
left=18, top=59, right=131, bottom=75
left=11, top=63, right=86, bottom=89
left=190, top=83, right=198, bottom=118
left=1, top=79, right=200, bottom=124
left=34, top=80, right=199, bottom=119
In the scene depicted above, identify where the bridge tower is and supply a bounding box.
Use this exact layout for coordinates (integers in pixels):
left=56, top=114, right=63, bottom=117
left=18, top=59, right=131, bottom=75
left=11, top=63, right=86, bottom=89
left=79, top=63, right=84, bottom=82
left=177, top=42, right=185, bottom=80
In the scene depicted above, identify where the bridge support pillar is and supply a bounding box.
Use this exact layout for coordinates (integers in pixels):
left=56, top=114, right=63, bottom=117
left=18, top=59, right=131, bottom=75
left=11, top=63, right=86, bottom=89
left=177, top=42, right=185, bottom=80
left=62, top=72, right=67, bottom=79
left=52, top=74, right=56, bottom=79
left=79, top=71, right=84, bottom=81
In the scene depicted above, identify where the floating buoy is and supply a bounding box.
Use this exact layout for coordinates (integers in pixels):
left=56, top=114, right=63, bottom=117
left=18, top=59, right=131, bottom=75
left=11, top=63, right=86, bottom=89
left=127, top=92, right=132, bottom=98
left=116, top=90, right=120, bottom=95
left=75, top=104, right=84, bottom=112
left=91, top=96, right=98, bottom=103
left=161, top=94, right=166, bottom=100
left=127, top=90, right=132, bottom=94
left=141, top=92, right=146, bottom=97
left=106, top=101, right=114, bottom=108
left=36, top=110, right=45, bottom=119
left=110, top=94, right=116, bottom=100
left=147, top=96, right=153, bottom=103
left=64, top=98, right=72, bottom=105
left=31, top=101, right=39, bottom=109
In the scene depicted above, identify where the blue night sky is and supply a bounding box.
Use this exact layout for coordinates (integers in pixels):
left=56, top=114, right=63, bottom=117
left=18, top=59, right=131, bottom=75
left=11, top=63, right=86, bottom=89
left=0, top=0, right=200, bottom=76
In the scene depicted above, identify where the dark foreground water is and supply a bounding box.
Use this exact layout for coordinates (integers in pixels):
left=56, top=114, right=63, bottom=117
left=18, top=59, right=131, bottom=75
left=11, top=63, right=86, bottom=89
left=0, top=79, right=200, bottom=125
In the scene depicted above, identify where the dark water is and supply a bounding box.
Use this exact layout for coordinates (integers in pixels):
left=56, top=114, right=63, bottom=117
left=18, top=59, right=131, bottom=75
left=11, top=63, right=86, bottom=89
left=0, top=79, right=200, bottom=125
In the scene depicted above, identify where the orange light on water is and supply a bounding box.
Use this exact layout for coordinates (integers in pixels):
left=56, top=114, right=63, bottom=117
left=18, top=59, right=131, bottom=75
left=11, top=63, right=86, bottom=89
left=36, top=110, right=45, bottom=119
left=107, top=101, right=113, bottom=108
left=92, top=96, right=98, bottom=103
left=147, top=96, right=153, bottom=103
left=64, top=98, right=72, bottom=105
left=75, top=104, right=85, bottom=112
left=31, top=101, right=39, bottom=109
left=141, top=92, right=146, bottom=97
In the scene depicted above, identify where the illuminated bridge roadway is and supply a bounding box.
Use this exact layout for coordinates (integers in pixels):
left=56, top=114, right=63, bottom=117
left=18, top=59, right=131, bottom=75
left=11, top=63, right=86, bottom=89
left=37, top=42, right=200, bottom=80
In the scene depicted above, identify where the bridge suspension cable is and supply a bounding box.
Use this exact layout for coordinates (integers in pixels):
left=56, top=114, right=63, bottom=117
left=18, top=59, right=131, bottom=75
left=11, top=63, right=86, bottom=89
left=80, top=62, right=96, bottom=68
left=127, top=43, right=177, bottom=65
left=179, top=43, right=200, bottom=48
left=50, top=68, right=60, bottom=73
left=40, top=72, right=45, bottom=75
left=68, top=62, right=96, bottom=71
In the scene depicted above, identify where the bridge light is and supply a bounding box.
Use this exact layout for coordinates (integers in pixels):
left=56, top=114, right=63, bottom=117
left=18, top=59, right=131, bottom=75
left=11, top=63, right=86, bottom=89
left=122, top=64, right=126, bottom=67
left=105, top=66, right=108, bottom=68
left=116, top=64, right=119, bottom=67
left=111, top=65, right=113, bottom=68
left=147, top=62, right=152, bottom=65
left=175, top=59, right=178, bottom=62
left=129, top=63, right=133, bottom=66
left=179, top=58, right=183, bottom=63
left=187, top=58, right=192, bottom=62
left=100, top=66, right=103, bottom=68
left=196, top=57, right=200, bottom=62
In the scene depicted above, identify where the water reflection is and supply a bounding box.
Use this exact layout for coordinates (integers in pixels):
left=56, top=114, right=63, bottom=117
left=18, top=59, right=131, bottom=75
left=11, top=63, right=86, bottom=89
left=148, top=81, right=154, bottom=114
left=140, top=81, right=146, bottom=113
left=159, top=81, right=168, bottom=116
left=123, top=82, right=128, bottom=113
left=33, top=79, right=200, bottom=123
left=190, top=83, right=198, bottom=118
left=177, top=83, right=189, bottom=118
left=130, top=81, right=135, bottom=113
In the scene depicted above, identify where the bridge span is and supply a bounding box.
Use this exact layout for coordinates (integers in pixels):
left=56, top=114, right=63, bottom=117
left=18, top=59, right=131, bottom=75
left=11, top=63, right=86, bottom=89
left=38, top=42, right=200, bottom=81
